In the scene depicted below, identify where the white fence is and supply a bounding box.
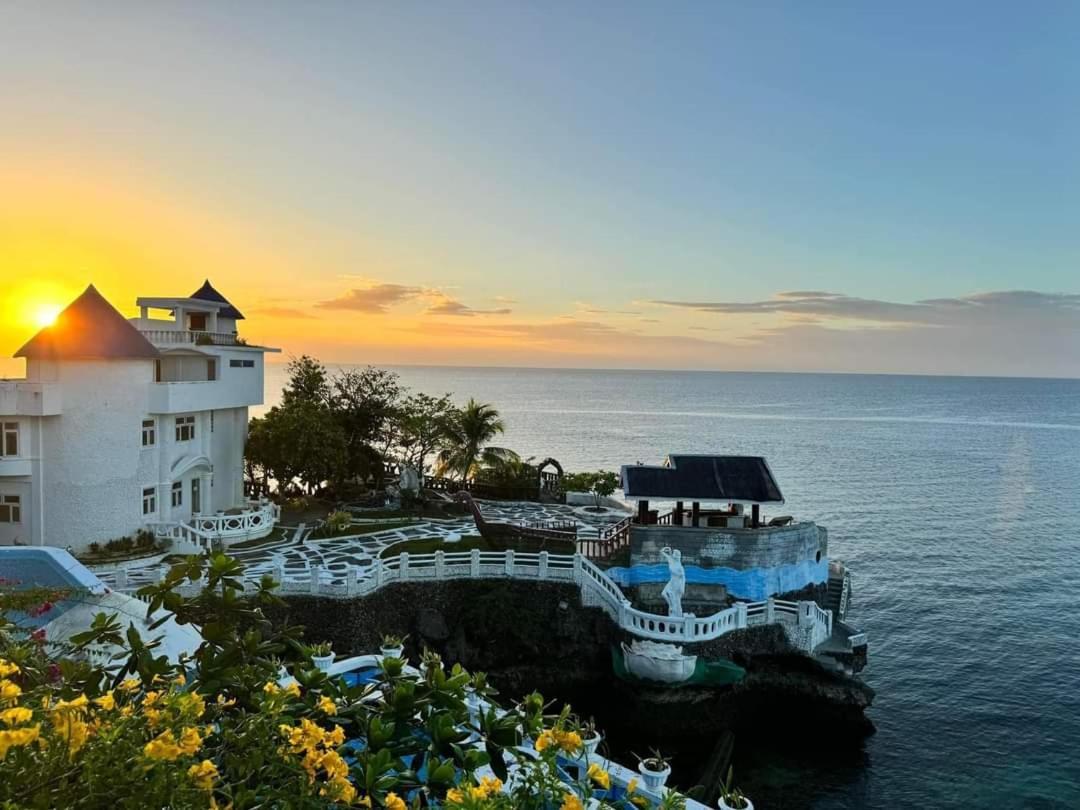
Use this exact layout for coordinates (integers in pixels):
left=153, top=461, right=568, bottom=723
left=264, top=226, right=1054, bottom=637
left=128, top=549, right=834, bottom=654
left=151, top=500, right=279, bottom=554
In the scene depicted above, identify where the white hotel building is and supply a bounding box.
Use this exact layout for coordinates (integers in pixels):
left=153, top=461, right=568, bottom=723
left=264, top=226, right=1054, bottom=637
left=0, top=282, right=279, bottom=554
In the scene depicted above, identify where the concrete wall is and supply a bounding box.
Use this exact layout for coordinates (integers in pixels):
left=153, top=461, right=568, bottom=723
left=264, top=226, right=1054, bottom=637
left=611, top=522, right=829, bottom=602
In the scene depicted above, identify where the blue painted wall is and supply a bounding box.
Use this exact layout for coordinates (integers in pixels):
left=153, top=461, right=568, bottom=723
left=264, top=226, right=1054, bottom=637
left=606, top=559, right=829, bottom=601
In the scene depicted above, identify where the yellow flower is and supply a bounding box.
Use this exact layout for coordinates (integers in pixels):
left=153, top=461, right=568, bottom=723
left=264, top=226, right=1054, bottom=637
left=357, top=796, right=373, bottom=808
left=179, top=692, right=206, bottom=719
left=216, top=694, right=236, bottom=708
left=0, top=707, right=33, bottom=727
left=317, top=695, right=337, bottom=715
left=120, top=704, right=134, bottom=718
left=535, top=729, right=556, bottom=752
left=587, top=763, right=611, bottom=790
left=179, top=726, right=203, bottom=755
left=560, top=793, right=584, bottom=810
left=50, top=712, right=88, bottom=756
left=284, top=681, right=301, bottom=698
left=0, top=660, right=19, bottom=678
left=627, top=777, right=639, bottom=795
left=385, top=793, right=406, bottom=810
left=187, top=759, right=218, bottom=790
left=557, top=729, right=583, bottom=754
left=143, top=690, right=162, bottom=707
left=0, top=679, right=22, bottom=704
left=263, top=681, right=280, bottom=695
left=52, top=694, right=89, bottom=713
left=144, top=729, right=183, bottom=761
left=630, top=797, right=649, bottom=809
left=93, top=691, right=116, bottom=711
left=173, top=673, right=187, bottom=686
left=0, top=724, right=40, bottom=759
left=119, top=678, right=140, bottom=693
left=477, top=775, right=503, bottom=797
left=326, top=724, right=345, bottom=746
left=445, top=787, right=465, bottom=805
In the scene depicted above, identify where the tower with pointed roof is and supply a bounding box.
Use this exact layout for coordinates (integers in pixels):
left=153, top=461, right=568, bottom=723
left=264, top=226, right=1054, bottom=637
left=1, top=283, right=279, bottom=552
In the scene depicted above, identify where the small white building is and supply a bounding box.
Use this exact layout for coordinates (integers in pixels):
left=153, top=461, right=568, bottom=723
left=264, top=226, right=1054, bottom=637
left=0, top=282, right=279, bottom=554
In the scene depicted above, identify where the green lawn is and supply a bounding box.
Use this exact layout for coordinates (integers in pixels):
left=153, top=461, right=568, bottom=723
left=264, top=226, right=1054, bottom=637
left=379, top=535, right=489, bottom=558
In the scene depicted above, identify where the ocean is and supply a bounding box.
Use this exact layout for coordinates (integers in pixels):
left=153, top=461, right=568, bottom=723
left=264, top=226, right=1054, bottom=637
left=262, top=365, right=1080, bottom=809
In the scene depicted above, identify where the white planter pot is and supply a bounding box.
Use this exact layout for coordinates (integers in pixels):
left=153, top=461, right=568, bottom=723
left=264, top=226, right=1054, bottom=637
left=312, top=654, right=335, bottom=671
left=380, top=645, right=403, bottom=659
left=583, top=732, right=601, bottom=756
left=637, top=762, right=671, bottom=792
left=718, top=798, right=753, bottom=810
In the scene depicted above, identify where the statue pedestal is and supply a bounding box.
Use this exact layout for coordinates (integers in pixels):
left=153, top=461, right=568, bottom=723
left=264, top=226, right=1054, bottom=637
left=621, top=640, right=697, bottom=683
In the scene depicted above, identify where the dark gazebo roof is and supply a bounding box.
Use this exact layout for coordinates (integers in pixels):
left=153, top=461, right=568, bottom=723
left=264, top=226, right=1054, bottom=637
left=15, top=285, right=159, bottom=361
left=190, top=280, right=245, bottom=320
left=620, top=455, right=784, bottom=504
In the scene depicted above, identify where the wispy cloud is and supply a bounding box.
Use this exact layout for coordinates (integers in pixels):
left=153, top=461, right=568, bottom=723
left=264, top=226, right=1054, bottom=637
left=653, top=290, right=1080, bottom=328
left=316, top=281, right=512, bottom=317
left=317, top=283, right=427, bottom=313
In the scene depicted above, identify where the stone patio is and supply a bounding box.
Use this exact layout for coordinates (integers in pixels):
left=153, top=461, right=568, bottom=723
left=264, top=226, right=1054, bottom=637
left=97, top=500, right=628, bottom=592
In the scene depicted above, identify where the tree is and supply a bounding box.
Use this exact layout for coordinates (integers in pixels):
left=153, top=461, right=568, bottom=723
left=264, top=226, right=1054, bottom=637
left=436, top=399, right=519, bottom=483
left=280, top=355, right=330, bottom=407
left=245, top=401, right=346, bottom=495
left=396, top=392, right=455, bottom=474
left=563, top=470, right=620, bottom=510
left=328, top=367, right=403, bottom=486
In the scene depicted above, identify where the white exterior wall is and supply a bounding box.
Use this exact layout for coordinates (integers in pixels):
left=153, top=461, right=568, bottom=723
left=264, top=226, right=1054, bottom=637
left=38, top=360, right=155, bottom=552
left=2, top=355, right=264, bottom=553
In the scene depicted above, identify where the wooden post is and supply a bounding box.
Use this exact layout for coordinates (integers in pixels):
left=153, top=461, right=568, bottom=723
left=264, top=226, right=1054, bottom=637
left=674, top=500, right=684, bottom=525
left=752, top=503, right=760, bottom=528
left=637, top=499, right=649, bottom=524
left=691, top=501, right=700, bottom=528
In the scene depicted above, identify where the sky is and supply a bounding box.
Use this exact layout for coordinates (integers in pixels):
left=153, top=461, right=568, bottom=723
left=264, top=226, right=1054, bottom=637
left=1, top=2, right=1078, bottom=377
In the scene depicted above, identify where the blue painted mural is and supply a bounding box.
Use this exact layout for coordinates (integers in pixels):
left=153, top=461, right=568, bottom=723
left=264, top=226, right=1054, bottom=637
left=605, top=559, right=829, bottom=601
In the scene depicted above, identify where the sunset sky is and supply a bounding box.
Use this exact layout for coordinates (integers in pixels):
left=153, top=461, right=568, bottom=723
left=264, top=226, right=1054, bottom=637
left=2, top=2, right=1078, bottom=377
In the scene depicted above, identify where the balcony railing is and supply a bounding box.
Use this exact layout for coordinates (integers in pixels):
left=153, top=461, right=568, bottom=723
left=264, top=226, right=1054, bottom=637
left=139, top=329, right=246, bottom=347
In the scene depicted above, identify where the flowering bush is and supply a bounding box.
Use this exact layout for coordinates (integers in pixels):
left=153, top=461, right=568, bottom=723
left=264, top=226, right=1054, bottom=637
left=0, top=554, right=686, bottom=809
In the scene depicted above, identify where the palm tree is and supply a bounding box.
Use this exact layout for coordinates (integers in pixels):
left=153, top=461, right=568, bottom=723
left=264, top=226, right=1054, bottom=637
left=436, top=399, right=519, bottom=483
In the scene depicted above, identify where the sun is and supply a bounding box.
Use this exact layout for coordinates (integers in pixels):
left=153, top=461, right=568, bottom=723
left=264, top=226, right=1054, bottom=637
left=31, top=303, right=63, bottom=329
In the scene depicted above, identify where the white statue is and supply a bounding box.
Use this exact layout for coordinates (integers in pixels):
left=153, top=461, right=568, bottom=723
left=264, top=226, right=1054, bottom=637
left=399, top=466, right=421, bottom=497
left=660, top=546, right=685, bottom=618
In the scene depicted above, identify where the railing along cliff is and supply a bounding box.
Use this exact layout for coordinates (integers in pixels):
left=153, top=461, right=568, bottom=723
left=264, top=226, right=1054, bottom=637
left=127, top=549, right=832, bottom=653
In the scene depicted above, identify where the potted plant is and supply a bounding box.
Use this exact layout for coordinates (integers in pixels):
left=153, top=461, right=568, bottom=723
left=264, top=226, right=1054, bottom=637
left=637, top=749, right=672, bottom=792
left=581, top=716, right=602, bottom=756
left=380, top=633, right=405, bottom=659
left=718, top=766, right=753, bottom=810
left=309, top=641, right=335, bottom=671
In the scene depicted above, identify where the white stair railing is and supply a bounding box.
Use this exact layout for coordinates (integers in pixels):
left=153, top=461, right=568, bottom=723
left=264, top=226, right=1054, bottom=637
left=123, top=550, right=835, bottom=653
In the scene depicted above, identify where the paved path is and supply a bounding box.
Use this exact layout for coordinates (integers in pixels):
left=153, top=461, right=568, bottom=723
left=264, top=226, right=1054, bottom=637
left=97, top=500, right=627, bottom=592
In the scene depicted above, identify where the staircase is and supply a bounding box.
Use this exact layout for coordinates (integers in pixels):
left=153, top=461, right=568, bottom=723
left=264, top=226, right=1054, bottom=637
left=825, top=561, right=850, bottom=621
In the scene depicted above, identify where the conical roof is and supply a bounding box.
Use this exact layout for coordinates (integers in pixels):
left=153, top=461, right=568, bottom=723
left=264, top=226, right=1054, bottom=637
left=190, top=280, right=244, bottom=320
left=14, top=285, right=159, bottom=361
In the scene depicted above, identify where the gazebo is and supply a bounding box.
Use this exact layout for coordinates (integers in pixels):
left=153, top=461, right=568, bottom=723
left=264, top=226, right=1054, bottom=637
left=620, top=454, right=785, bottom=529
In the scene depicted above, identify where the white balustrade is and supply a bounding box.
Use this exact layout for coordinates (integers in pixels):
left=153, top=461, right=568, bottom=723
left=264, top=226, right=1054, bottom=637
left=115, top=547, right=836, bottom=652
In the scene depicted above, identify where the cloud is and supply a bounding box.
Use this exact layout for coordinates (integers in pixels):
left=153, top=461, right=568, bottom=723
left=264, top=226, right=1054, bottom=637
left=249, top=306, right=315, bottom=319
left=317, top=281, right=513, bottom=317
left=426, top=294, right=512, bottom=317
left=317, top=283, right=426, bottom=313
left=653, top=289, right=1080, bottom=328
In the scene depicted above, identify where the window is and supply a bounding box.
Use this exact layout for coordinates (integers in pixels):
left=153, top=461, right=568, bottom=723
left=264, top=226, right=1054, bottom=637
left=1, top=422, right=17, bottom=457
left=142, top=487, right=156, bottom=516
left=141, top=419, right=156, bottom=447
left=171, top=481, right=183, bottom=508
left=189, top=313, right=207, bottom=331
left=175, top=416, right=196, bottom=442
left=229, top=359, right=255, bottom=368
left=0, top=495, right=20, bottom=523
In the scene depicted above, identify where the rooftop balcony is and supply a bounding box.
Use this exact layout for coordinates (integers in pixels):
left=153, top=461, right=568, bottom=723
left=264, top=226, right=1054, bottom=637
left=0, top=380, right=63, bottom=416
left=139, top=329, right=249, bottom=348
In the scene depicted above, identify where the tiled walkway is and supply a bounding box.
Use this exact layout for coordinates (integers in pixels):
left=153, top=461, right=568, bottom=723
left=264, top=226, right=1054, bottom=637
left=97, top=500, right=627, bottom=591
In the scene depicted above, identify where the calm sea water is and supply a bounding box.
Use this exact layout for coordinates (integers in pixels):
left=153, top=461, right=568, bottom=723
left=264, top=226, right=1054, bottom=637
left=263, top=366, right=1080, bottom=809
